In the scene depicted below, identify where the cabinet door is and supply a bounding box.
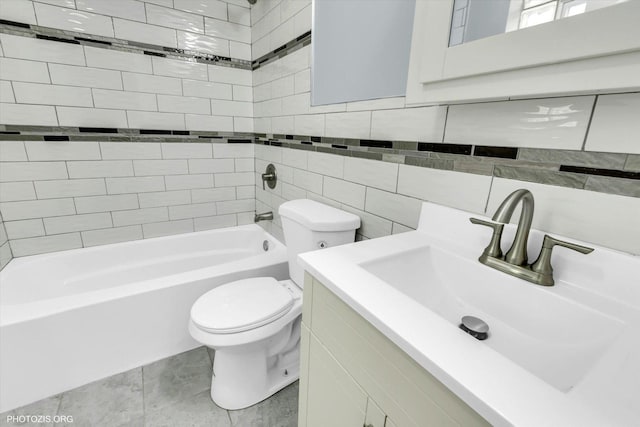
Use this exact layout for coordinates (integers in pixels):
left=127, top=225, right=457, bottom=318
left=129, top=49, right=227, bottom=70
left=305, top=333, right=368, bottom=427
left=364, top=397, right=386, bottom=427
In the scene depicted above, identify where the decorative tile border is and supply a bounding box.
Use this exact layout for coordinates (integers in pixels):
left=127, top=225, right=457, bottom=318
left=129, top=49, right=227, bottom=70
left=0, top=20, right=251, bottom=70
left=251, top=31, right=312, bottom=70
left=258, top=135, right=640, bottom=198
left=0, top=19, right=312, bottom=72
left=4, top=125, right=639, bottom=197
left=0, top=125, right=254, bottom=143
left=1, top=125, right=638, bottom=197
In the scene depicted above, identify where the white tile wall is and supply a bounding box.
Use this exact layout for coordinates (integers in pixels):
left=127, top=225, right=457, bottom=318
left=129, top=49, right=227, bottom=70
left=254, top=144, right=639, bottom=255
left=0, top=1, right=255, bottom=133
left=34, top=3, right=115, bottom=37
left=25, top=141, right=100, bottom=160
left=370, top=107, right=447, bottom=142
left=487, top=179, right=640, bottom=255
left=205, top=18, right=251, bottom=43
left=82, top=225, right=143, bottom=247
left=127, top=111, right=186, bottom=130
left=174, top=0, right=229, bottom=20
left=0, top=104, right=58, bottom=126
left=10, top=233, right=82, bottom=257
left=4, top=219, right=45, bottom=240
left=85, top=47, right=153, bottom=73
left=0, top=162, right=68, bottom=182
left=152, top=57, right=208, bottom=81
left=185, top=114, right=234, bottom=131
left=0, top=58, right=50, bottom=83
left=49, top=64, right=123, bottom=90
left=0, top=0, right=254, bottom=132
left=92, top=89, right=157, bottom=111
left=76, top=0, right=147, bottom=22
left=177, top=31, right=229, bottom=56
left=445, top=97, right=596, bottom=150
left=162, top=143, right=213, bottom=159
left=584, top=93, right=640, bottom=154
left=114, top=19, right=178, bottom=47
left=34, top=179, right=106, bottom=199
left=0, top=0, right=637, bottom=264
left=396, top=166, right=491, bottom=214
left=343, top=157, right=398, bottom=192
left=145, top=4, right=205, bottom=34
left=56, top=107, right=128, bottom=128
left=0, top=0, right=37, bottom=25
left=183, top=80, right=232, bottom=100
left=143, top=219, right=194, bottom=238
left=0, top=182, right=36, bottom=202
left=122, top=72, right=182, bottom=96
left=0, top=141, right=27, bottom=161
left=0, top=34, right=85, bottom=66
left=0, top=140, right=256, bottom=257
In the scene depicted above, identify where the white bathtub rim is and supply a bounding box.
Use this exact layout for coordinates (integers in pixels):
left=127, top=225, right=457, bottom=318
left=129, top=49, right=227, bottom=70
left=0, top=226, right=287, bottom=326
left=2, top=223, right=270, bottom=270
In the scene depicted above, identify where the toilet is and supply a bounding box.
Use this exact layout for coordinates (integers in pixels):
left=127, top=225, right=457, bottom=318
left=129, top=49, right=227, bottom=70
left=188, top=199, right=360, bottom=410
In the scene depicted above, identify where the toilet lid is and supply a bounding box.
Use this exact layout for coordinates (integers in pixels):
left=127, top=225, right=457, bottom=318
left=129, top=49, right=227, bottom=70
left=191, top=277, right=294, bottom=334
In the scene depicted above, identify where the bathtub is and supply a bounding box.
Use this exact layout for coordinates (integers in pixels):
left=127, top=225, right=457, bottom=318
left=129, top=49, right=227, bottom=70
left=0, top=224, right=288, bottom=412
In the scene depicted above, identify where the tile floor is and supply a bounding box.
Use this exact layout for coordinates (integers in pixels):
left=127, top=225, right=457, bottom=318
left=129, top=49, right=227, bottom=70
left=0, top=347, right=299, bottom=427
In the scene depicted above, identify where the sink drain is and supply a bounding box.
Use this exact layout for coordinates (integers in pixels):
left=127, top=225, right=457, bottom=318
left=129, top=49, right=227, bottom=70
left=459, top=315, right=489, bottom=340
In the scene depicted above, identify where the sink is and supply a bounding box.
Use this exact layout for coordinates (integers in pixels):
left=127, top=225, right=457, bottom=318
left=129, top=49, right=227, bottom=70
left=298, top=200, right=640, bottom=426
left=359, top=245, right=625, bottom=392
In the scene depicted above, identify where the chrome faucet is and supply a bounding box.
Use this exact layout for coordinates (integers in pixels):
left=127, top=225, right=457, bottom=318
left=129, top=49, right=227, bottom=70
left=254, top=211, right=274, bottom=222
left=470, top=189, right=593, bottom=286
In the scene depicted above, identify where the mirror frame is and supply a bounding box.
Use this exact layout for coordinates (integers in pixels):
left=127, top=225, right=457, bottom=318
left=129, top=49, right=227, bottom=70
left=406, top=0, right=640, bottom=105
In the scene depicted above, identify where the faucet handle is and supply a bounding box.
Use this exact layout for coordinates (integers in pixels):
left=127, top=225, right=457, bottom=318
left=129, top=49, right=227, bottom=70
left=531, top=234, right=594, bottom=285
left=470, top=217, right=504, bottom=258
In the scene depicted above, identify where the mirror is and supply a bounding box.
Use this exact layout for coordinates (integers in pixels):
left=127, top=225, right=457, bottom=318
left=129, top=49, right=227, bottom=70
left=449, top=0, right=629, bottom=46
left=311, top=0, right=415, bottom=106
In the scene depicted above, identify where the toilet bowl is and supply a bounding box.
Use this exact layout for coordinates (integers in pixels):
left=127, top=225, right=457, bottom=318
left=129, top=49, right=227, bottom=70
left=189, top=199, right=360, bottom=410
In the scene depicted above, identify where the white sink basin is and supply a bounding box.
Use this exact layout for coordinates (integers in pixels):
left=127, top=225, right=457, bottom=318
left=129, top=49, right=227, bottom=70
left=298, top=201, right=640, bottom=426
left=360, top=245, right=625, bottom=392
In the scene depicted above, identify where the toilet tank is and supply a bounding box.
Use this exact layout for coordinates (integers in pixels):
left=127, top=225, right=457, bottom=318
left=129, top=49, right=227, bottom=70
left=279, top=199, right=360, bottom=287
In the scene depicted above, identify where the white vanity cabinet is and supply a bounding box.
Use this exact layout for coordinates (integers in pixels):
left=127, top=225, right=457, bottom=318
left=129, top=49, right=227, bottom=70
left=405, top=0, right=640, bottom=104
left=297, top=273, right=489, bottom=427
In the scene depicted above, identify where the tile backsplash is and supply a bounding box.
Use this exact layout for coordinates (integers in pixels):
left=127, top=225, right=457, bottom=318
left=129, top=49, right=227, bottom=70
left=0, top=0, right=638, bottom=269
left=0, top=138, right=255, bottom=258
left=0, top=0, right=253, bottom=131
left=1, top=0, right=251, bottom=58
left=254, top=144, right=640, bottom=256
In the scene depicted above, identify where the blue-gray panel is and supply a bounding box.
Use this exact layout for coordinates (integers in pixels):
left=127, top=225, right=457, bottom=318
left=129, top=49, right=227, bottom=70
left=311, top=0, right=416, bottom=106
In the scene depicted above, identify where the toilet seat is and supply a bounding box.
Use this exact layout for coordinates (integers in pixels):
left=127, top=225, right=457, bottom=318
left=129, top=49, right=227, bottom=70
left=191, top=277, right=294, bottom=334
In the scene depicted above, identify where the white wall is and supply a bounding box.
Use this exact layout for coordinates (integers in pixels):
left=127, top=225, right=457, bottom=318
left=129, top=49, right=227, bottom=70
left=0, top=140, right=255, bottom=257
left=254, top=144, right=640, bottom=255
left=0, top=0, right=254, bottom=132
left=251, top=0, right=640, bottom=256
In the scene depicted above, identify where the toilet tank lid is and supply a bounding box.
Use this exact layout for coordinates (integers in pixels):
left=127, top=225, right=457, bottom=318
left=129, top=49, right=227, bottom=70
left=279, top=199, right=360, bottom=232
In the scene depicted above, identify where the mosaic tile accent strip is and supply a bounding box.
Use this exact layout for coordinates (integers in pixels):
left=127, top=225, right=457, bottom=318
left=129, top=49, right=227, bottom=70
left=0, top=21, right=251, bottom=70
left=3, top=125, right=638, bottom=200
left=0, top=125, right=254, bottom=143
left=252, top=30, right=312, bottom=70
left=255, top=136, right=640, bottom=199
left=0, top=20, right=311, bottom=72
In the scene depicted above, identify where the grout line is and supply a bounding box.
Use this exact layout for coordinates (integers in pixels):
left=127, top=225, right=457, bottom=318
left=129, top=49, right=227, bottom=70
left=441, top=105, right=450, bottom=143
left=580, top=95, right=599, bottom=152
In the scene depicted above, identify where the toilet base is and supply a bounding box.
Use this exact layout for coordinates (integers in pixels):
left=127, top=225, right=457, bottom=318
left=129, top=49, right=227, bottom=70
left=209, top=318, right=301, bottom=410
